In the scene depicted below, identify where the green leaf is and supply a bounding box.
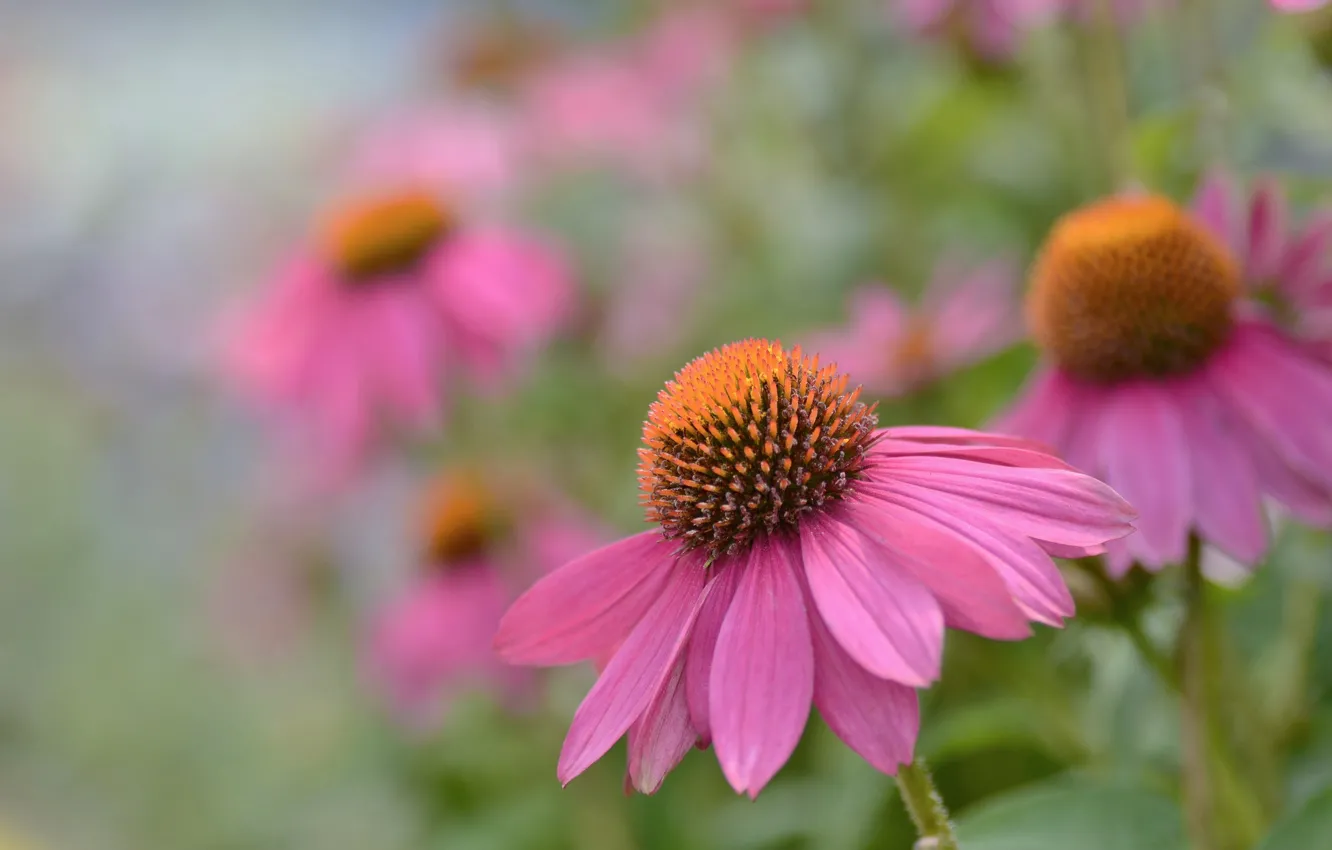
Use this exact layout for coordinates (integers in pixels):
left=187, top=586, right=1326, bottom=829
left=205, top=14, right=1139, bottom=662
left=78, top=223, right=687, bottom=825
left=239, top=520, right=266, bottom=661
left=955, top=776, right=1187, bottom=850
left=1257, top=787, right=1332, bottom=850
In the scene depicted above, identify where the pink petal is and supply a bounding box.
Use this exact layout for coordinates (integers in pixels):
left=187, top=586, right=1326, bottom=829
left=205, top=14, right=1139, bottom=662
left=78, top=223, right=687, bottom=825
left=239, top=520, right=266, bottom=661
left=870, top=488, right=1074, bottom=626
left=558, top=556, right=708, bottom=784
left=360, top=289, right=443, bottom=426
left=1278, top=209, right=1332, bottom=300
left=868, top=458, right=1136, bottom=548
left=1097, top=382, right=1190, bottom=566
left=1173, top=383, right=1267, bottom=564
left=880, top=425, right=1056, bottom=450
left=1209, top=323, right=1332, bottom=484
left=988, top=366, right=1082, bottom=456
left=710, top=542, right=814, bottom=798
left=845, top=501, right=1031, bottom=640
left=1039, top=540, right=1106, bottom=559
left=806, top=583, right=919, bottom=775
left=799, top=514, right=943, bottom=686
left=626, top=658, right=697, bottom=794
left=1191, top=168, right=1239, bottom=249
left=685, top=562, right=742, bottom=747
left=873, top=441, right=1075, bottom=471
left=1246, top=179, right=1290, bottom=282
left=925, top=259, right=1020, bottom=370
left=495, top=531, right=678, bottom=665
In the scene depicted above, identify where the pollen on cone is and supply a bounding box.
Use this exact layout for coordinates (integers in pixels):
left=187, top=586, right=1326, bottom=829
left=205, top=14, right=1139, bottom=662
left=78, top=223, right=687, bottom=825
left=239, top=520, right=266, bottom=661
left=318, top=189, right=454, bottom=281
left=1027, top=195, right=1240, bottom=384
left=637, top=339, right=878, bottom=556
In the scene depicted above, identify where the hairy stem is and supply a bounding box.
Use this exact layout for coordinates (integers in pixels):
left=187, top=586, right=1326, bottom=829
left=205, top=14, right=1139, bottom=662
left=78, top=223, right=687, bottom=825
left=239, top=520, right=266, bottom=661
left=896, top=759, right=959, bottom=850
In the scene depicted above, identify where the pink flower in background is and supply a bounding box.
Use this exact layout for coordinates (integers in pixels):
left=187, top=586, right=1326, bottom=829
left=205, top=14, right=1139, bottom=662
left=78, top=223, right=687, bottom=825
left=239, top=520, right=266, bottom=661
left=369, top=472, right=603, bottom=725
left=808, top=259, right=1020, bottom=397
left=1271, top=0, right=1329, bottom=11
left=344, top=103, right=528, bottom=206
left=496, top=340, right=1135, bottom=797
left=222, top=188, right=573, bottom=483
left=521, top=9, right=734, bottom=181
left=895, top=0, right=1055, bottom=61
left=996, top=194, right=1332, bottom=577
left=1192, top=169, right=1332, bottom=362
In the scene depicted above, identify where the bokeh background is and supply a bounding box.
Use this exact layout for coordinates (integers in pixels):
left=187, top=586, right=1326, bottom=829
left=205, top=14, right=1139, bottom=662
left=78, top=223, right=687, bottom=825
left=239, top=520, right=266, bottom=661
left=4, top=1, right=1332, bottom=848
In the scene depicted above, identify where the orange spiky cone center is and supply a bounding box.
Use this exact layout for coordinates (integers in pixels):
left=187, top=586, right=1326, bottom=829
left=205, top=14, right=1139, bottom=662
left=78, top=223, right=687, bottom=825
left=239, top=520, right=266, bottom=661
left=318, top=189, right=453, bottom=282
left=638, top=339, right=879, bottom=558
left=1027, top=195, right=1240, bottom=383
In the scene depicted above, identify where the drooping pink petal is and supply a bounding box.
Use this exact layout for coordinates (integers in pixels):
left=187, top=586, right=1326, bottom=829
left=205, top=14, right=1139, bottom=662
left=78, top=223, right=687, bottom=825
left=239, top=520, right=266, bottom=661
left=926, top=259, right=1020, bottom=370
left=710, top=541, right=814, bottom=798
left=1246, top=178, right=1290, bottom=282
left=1173, top=382, right=1267, bottom=564
left=873, top=440, right=1074, bottom=471
left=626, top=658, right=697, bottom=794
left=1191, top=168, right=1239, bottom=249
left=988, top=366, right=1082, bottom=455
left=798, top=514, right=943, bottom=686
left=868, top=458, right=1136, bottom=548
left=880, top=425, right=1058, bottom=451
left=495, top=531, right=678, bottom=665
left=558, top=556, right=709, bottom=784
left=1209, top=323, right=1332, bottom=483
left=1039, top=540, right=1106, bottom=559
left=1096, top=381, right=1191, bottom=565
left=359, top=288, right=443, bottom=426
left=870, top=487, right=1075, bottom=625
left=845, top=501, right=1031, bottom=639
left=1279, top=209, right=1332, bottom=300
left=685, top=563, right=742, bottom=747
left=805, top=580, right=919, bottom=775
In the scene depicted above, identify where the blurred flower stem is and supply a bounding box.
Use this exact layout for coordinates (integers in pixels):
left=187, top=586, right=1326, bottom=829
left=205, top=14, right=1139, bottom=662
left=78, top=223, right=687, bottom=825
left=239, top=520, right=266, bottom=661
left=1080, top=0, right=1135, bottom=192
left=1177, top=536, right=1266, bottom=850
left=895, top=758, right=958, bottom=850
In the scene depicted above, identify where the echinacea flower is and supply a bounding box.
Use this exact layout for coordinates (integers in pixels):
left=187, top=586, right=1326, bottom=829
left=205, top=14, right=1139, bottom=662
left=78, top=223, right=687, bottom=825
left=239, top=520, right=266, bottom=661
left=895, top=0, right=1056, bottom=62
left=1272, top=0, right=1329, bottom=12
left=223, top=188, right=573, bottom=481
left=808, top=258, right=1019, bottom=397
left=496, top=339, right=1136, bottom=796
left=1192, top=169, right=1332, bottom=362
left=368, top=471, right=603, bottom=725
left=996, top=194, right=1332, bottom=576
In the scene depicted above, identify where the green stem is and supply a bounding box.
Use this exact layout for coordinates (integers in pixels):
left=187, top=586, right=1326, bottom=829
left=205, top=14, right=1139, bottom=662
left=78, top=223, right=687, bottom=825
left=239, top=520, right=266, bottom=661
left=1176, top=538, right=1268, bottom=850
left=896, top=759, right=959, bottom=850
left=1081, top=0, right=1135, bottom=191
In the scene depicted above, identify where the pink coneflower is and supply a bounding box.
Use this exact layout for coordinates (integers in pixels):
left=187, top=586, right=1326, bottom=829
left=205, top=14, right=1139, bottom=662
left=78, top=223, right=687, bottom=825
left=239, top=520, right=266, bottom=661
left=1272, top=0, right=1329, bottom=11
left=223, top=188, right=573, bottom=482
left=895, top=0, right=1055, bottom=62
left=369, top=471, right=602, bottom=725
left=520, top=10, right=732, bottom=182
left=808, top=259, right=1019, bottom=397
left=1192, top=170, right=1332, bottom=362
left=496, top=339, right=1135, bottom=796
left=996, top=194, right=1332, bottom=576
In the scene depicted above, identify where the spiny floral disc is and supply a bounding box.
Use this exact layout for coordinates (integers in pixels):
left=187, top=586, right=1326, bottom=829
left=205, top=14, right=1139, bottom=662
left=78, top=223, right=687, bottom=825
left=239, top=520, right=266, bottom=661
left=318, top=189, right=454, bottom=282
left=1027, top=194, right=1240, bottom=383
left=418, top=471, right=497, bottom=565
left=638, top=339, right=879, bottom=558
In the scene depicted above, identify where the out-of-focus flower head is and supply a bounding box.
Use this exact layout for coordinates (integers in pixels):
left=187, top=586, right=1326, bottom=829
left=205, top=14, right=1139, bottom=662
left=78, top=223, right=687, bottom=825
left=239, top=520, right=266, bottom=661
left=221, top=184, right=574, bottom=487
left=496, top=339, right=1135, bottom=796
left=997, top=192, right=1332, bottom=576
left=1192, top=169, right=1332, bottom=362
left=367, top=470, right=604, bottom=727
left=521, top=7, right=736, bottom=182
left=1272, top=0, right=1329, bottom=12
left=894, top=0, right=1058, bottom=63
left=808, top=258, right=1020, bottom=397
left=596, top=206, right=710, bottom=371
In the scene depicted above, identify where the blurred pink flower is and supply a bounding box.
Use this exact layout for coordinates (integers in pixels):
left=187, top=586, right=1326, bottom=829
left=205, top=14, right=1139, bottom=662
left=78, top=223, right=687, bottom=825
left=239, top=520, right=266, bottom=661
left=1191, top=169, right=1332, bottom=361
left=343, top=103, right=528, bottom=206
left=996, top=194, right=1332, bottom=577
left=368, top=472, right=604, bottom=726
left=496, top=340, right=1135, bottom=796
left=521, top=9, right=734, bottom=181
left=1272, top=0, right=1329, bottom=11
left=222, top=189, right=573, bottom=484
left=808, top=259, right=1020, bottom=397
left=895, top=0, right=1056, bottom=60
